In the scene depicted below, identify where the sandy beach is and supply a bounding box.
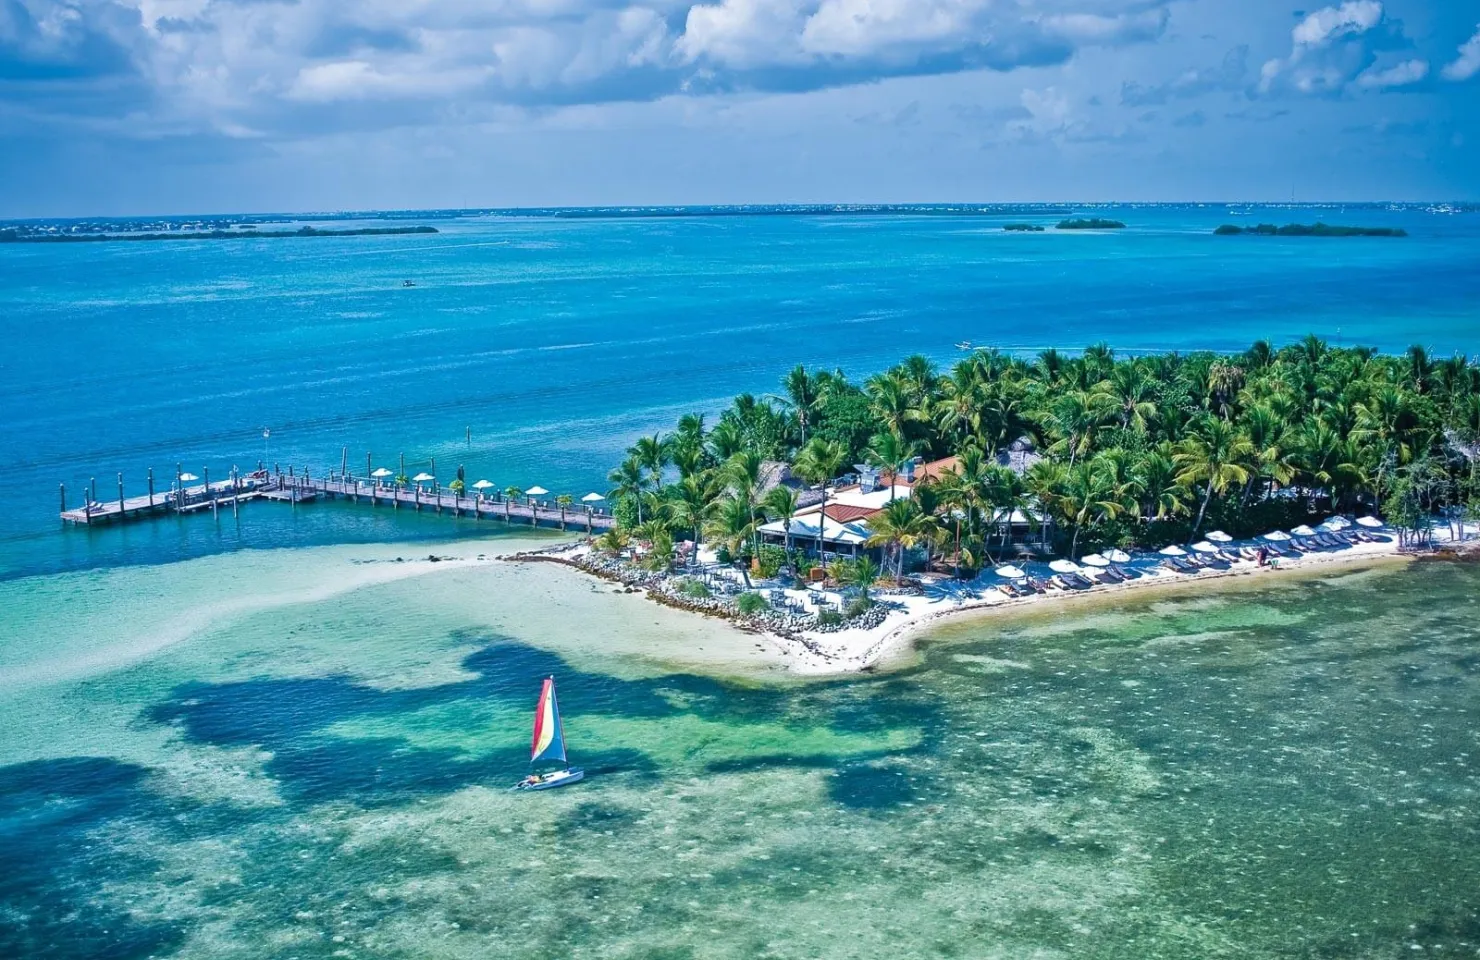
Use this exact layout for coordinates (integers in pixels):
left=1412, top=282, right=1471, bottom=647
left=517, top=530, right=1480, bottom=675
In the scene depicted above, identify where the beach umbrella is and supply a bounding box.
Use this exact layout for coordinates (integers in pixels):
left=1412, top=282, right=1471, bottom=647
left=581, top=492, right=605, bottom=503
left=1191, top=541, right=1220, bottom=553
left=1261, top=530, right=1292, bottom=541
left=179, top=472, right=200, bottom=483
left=1080, top=554, right=1110, bottom=567
left=525, top=486, right=549, bottom=497
left=1206, top=530, right=1233, bottom=542
left=471, top=479, right=494, bottom=490
left=1291, top=524, right=1316, bottom=537
left=1158, top=545, right=1187, bottom=556
left=1356, top=516, right=1384, bottom=528
left=1049, top=559, right=1082, bottom=574
left=994, top=564, right=1027, bottom=580
left=412, top=472, right=435, bottom=483
left=1106, top=549, right=1132, bottom=563
left=1321, top=516, right=1351, bottom=529
left=371, top=467, right=393, bottom=479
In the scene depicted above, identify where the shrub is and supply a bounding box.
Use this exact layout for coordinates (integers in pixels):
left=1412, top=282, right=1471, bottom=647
left=755, top=544, right=786, bottom=579
left=816, top=610, right=844, bottom=627
left=715, top=545, right=733, bottom=564
left=679, top=578, right=710, bottom=599
left=736, top=592, right=769, bottom=615
left=845, top=597, right=873, bottom=619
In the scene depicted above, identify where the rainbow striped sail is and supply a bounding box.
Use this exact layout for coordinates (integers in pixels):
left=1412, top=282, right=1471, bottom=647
left=529, top=677, right=567, bottom=766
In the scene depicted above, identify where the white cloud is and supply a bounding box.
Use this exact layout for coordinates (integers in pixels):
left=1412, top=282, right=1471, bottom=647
left=1353, top=57, right=1426, bottom=90
left=1257, top=0, right=1409, bottom=97
left=1441, top=23, right=1480, bottom=82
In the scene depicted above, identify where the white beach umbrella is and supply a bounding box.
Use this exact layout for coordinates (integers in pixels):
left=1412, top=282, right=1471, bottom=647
left=525, top=486, right=549, bottom=497
left=1191, top=541, right=1220, bottom=553
left=994, top=565, right=1027, bottom=580
left=1158, top=545, right=1187, bottom=556
left=1356, top=515, right=1384, bottom=528
left=1291, top=524, right=1317, bottom=537
left=581, top=492, right=606, bottom=503
left=371, top=467, right=393, bottom=479
left=1261, top=530, right=1292, bottom=541
left=471, top=479, right=494, bottom=490
left=1206, top=530, right=1233, bottom=542
left=411, top=472, right=435, bottom=483
left=1322, top=516, right=1351, bottom=529
left=179, top=472, right=200, bottom=482
left=1049, top=559, right=1082, bottom=574
left=1080, top=553, right=1110, bottom=567
left=1106, top=549, right=1132, bottom=563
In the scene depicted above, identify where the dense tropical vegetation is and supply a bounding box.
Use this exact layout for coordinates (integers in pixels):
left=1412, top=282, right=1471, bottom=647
left=603, top=337, right=1480, bottom=579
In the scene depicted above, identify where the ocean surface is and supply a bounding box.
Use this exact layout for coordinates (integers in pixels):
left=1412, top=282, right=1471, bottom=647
left=3, top=204, right=1480, bottom=580
left=2, top=205, right=1479, bottom=958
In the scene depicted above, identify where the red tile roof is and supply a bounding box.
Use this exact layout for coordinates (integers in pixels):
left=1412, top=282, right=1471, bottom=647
left=823, top=503, right=881, bottom=524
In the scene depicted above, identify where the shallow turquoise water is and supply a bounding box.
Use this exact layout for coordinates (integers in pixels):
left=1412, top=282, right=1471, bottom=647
left=1, top=549, right=1475, bottom=958
left=4, top=205, right=1480, bottom=578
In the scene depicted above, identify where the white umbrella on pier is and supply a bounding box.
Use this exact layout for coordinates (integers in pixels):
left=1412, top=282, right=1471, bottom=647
left=471, top=480, right=494, bottom=490
left=525, top=486, right=549, bottom=497
left=412, top=472, right=434, bottom=483
left=1206, top=530, right=1233, bottom=542
left=581, top=492, right=605, bottom=503
left=1106, top=549, right=1132, bottom=563
left=1049, top=559, right=1082, bottom=574
left=371, top=467, right=393, bottom=479
left=994, top=564, right=1027, bottom=580
left=1158, top=545, right=1187, bottom=556
left=179, top=472, right=200, bottom=483
left=1356, top=515, right=1384, bottom=528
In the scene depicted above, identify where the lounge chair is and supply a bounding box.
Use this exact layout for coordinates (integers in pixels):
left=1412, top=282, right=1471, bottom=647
left=1238, top=546, right=1261, bottom=561
left=1096, top=568, right=1124, bottom=583
left=1027, top=577, right=1051, bottom=594
left=1110, top=564, right=1139, bottom=581
left=1051, top=575, right=1086, bottom=591
left=996, top=583, right=1017, bottom=598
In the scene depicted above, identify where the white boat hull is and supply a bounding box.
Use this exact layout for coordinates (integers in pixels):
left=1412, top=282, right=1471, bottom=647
left=514, top=767, right=584, bottom=791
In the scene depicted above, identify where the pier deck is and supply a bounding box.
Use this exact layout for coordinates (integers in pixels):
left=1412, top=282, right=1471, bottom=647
left=61, top=473, right=615, bottom=534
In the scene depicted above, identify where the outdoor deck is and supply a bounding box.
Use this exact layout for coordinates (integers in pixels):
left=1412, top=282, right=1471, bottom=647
left=60, top=472, right=615, bottom=533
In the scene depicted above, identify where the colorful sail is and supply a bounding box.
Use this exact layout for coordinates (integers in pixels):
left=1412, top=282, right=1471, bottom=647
left=529, top=677, right=567, bottom=765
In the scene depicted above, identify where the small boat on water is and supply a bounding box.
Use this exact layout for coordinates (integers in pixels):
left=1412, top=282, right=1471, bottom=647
left=513, top=677, right=584, bottom=791
left=955, top=340, right=973, bottom=350
left=402, top=279, right=417, bottom=287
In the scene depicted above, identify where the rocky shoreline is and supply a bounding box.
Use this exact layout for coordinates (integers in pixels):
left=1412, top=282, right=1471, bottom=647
left=504, top=547, right=893, bottom=665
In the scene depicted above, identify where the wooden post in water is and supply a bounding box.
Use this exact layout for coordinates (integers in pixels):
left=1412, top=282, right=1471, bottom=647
left=204, top=466, right=212, bottom=516
left=118, top=472, right=125, bottom=517
left=83, top=491, right=91, bottom=522
left=90, top=476, right=97, bottom=505
left=232, top=467, right=239, bottom=516
left=60, top=483, right=66, bottom=519
left=175, top=463, right=182, bottom=512
left=147, top=468, right=154, bottom=508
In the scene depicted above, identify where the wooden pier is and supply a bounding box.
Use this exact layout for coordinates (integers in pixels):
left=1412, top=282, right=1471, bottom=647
left=60, top=470, right=615, bottom=534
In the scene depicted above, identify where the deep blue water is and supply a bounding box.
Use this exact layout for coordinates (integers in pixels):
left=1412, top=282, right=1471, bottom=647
left=3, top=204, right=1478, bottom=578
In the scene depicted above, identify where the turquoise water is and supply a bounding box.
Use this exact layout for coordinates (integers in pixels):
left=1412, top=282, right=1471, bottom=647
left=1, top=545, right=1476, bottom=958
left=4, top=205, right=1480, bottom=578
left=3, top=206, right=1480, bottom=958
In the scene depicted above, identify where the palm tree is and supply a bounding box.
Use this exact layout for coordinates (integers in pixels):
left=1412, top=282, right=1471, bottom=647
left=724, top=450, right=765, bottom=557
left=866, top=498, right=938, bottom=581
left=849, top=556, right=880, bottom=603
left=867, top=372, right=924, bottom=445
left=555, top=493, right=573, bottom=530
left=503, top=485, right=522, bottom=522
left=762, top=485, right=800, bottom=565
left=773, top=365, right=821, bottom=445
left=607, top=455, right=648, bottom=524
left=706, top=496, right=757, bottom=585
left=1133, top=446, right=1190, bottom=521
left=669, top=472, right=720, bottom=563
left=1101, top=363, right=1158, bottom=432
left=1056, top=461, right=1125, bottom=559
left=1023, top=460, right=1067, bottom=549
left=1046, top=389, right=1114, bottom=467
left=631, top=433, right=670, bottom=490
left=594, top=527, right=630, bottom=555
left=1174, top=417, right=1254, bottom=538
left=865, top=431, right=922, bottom=498
left=793, top=437, right=848, bottom=563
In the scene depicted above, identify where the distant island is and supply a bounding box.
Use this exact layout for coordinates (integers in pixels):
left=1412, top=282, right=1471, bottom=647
left=1214, top=223, right=1407, bottom=238
left=0, top=225, right=439, bottom=244
left=1057, top=218, right=1126, bottom=230
left=1003, top=223, right=1046, bottom=232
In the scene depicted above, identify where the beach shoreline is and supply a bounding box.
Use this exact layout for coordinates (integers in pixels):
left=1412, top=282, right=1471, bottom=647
left=505, top=537, right=1445, bottom=675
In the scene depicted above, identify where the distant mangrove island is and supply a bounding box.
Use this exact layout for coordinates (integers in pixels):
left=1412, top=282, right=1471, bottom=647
left=0, top=225, right=439, bottom=243
left=1214, top=223, right=1408, bottom=238
left=1003, top=223, right=1046, bottom=232
left=1057, top=218, right=1126, bottom=230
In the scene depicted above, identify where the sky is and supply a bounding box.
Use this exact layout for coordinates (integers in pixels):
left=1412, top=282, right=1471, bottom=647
left=1, top=0, right=1478, bottom=215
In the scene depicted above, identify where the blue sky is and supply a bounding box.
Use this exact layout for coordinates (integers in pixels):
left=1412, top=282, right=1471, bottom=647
left=1, top=0, right=1477, bottom=215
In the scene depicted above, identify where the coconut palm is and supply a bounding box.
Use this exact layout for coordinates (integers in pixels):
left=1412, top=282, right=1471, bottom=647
left=762, top=485, right=800, bottom=561
left=555, top=493, right=573, bottom=530
left=669, top=472, right=721, bottom=561
left=631, top=433, right=670, bottom=489
left=1056, top=461, right=1125, bottom=559
left=849, top=556, right=880, bottom=602
left=607, top=456, right=648, bottom=524
left=773, top=365, right=821, bottom=445
left=793, top=437, right=848, bottom=562
left=1174, top=417, right=1254, bottom=538
left=865, top=431, right=922, bottom=497
left=1101, top=362, right=1158, bottom=432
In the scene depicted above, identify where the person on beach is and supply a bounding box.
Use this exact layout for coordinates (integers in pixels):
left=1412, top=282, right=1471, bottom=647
left=1257, top=545, right=1268, bottom=567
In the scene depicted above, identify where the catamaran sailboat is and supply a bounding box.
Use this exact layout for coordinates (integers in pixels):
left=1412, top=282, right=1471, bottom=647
left=513, top=677, right=584, bottom=791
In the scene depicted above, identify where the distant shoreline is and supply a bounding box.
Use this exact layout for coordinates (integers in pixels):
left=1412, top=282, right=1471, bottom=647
left=0, top=225, right=439, bottom=244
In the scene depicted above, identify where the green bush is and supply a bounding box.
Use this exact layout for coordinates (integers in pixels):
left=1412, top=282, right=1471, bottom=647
left=816, top=610, right=844, bottom=627
left=736, top=592, right=769, bottom=615
left=755, top=544, right=786, bottom=579
left=715, top=545, right=733, bottom=564
left=679, top=579, right=711, bottom=599
left=845, top=597, right=873, bottom=619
